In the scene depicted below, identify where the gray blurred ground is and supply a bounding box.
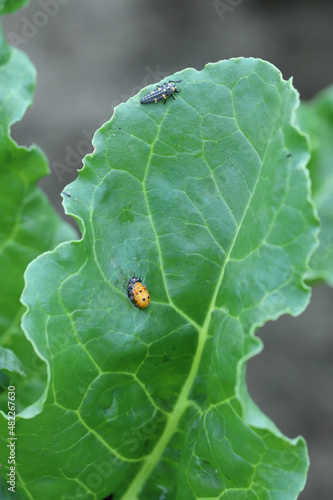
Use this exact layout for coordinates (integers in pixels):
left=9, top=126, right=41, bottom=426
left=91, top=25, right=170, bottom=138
left=2, top=1, right=333, bottom=498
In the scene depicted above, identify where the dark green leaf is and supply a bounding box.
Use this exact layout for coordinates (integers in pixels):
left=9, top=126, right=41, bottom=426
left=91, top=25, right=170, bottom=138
left=0, top=18, right=75, bottom=429
left=0, top=0, right=29, bottom=15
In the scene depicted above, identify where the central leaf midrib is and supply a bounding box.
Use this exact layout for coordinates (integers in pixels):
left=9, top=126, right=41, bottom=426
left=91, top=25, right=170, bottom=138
left=120, top=94, right=267, bottom=498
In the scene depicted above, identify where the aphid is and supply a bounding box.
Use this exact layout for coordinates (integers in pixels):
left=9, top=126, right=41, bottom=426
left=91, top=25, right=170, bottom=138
left=140, top=80, right=182, bottom=105
left=127, top=277, right=150, bottom=308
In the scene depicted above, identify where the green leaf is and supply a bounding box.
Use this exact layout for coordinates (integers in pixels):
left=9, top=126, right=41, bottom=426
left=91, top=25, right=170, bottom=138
left=0, top=0, right=29, bottom=15
left=0, top=22, right=76, bottom=421
left=297, top=86, right=333, bottom=285
left=0, top=347, right=25, bottom=377
left=7, top=58, right=317, bottom=499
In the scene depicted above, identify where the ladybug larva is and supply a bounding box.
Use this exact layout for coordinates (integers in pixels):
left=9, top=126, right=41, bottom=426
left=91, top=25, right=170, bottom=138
left=140, top=80, right=182, bottom=104
left=127, top=277, right=150, bottom=308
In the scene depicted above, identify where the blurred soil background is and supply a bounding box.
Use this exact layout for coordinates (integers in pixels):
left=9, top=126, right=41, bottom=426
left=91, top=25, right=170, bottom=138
left=2, top=0, right=333, bottom=498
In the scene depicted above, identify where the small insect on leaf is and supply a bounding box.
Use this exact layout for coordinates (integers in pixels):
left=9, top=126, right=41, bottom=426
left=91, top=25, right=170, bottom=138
left=140, top=80, right=182, bottom=105
left=127, top=277, right=150, bottom=308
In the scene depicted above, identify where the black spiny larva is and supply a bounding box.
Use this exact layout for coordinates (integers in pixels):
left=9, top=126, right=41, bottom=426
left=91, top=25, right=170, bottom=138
left=140, top=80, right=182, bottom=105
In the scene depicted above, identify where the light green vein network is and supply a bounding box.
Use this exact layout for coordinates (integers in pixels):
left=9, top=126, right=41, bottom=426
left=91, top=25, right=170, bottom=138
left=120, top=69, right=275, bottom=500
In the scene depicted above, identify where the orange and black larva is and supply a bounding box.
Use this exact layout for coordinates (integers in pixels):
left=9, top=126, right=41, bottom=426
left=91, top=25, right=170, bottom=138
left=127, top=277, right=150, bottom=308
left=140, top=80, right=182, bottom=104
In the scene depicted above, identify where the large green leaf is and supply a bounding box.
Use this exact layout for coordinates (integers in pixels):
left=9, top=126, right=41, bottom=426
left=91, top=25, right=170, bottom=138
left=4, top=58, right=317, bottom=499
left=297, top=86, right=333, bottom=285
left=0, top=18, right=76, bottom=451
